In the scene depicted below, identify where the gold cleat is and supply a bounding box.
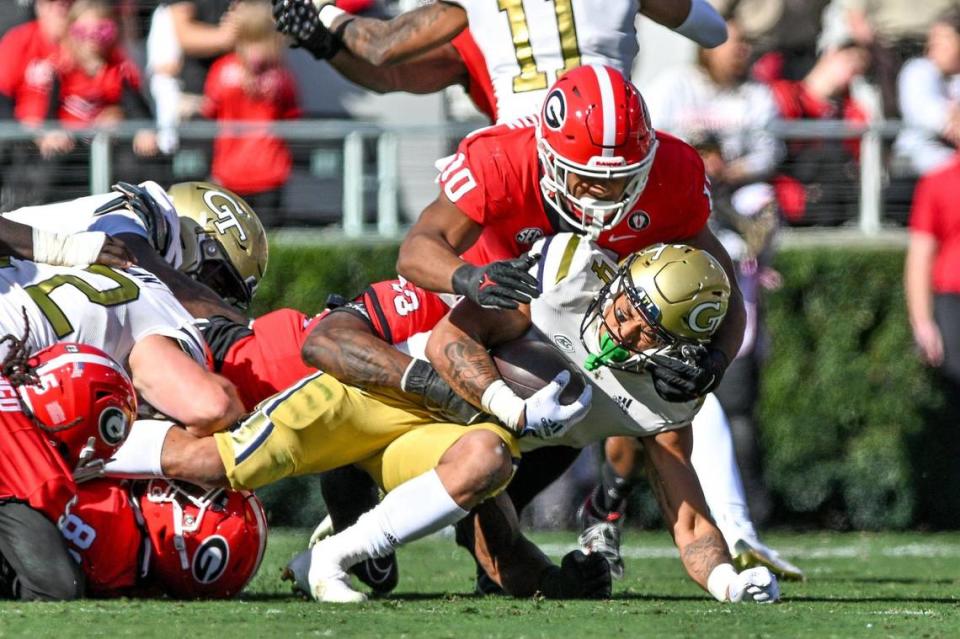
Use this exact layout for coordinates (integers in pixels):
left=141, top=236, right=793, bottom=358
left=732, top=538, right=805, bottom=582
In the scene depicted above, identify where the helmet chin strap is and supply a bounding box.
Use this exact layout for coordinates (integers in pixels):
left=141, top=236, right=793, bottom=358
left=580, top=196, right=615, bottom=239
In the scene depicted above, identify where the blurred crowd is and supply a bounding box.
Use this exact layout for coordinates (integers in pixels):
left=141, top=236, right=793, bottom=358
left=1, top=1, right=960, bottom=229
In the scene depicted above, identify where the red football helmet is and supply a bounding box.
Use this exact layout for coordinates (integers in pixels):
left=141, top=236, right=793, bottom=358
left=137, top=479, right=268, bottom=599
left=537, top=64, right=659, bottom=237
left=17, top=343, right=137, bottom=470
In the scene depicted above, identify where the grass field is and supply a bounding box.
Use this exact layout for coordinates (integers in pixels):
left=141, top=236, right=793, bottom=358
left=2, top=529, right=960, bottom=638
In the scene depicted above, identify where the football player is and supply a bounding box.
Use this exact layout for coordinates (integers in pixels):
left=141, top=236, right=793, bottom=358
left=0, top=343, right=136, bottom=600
left=271, top=0, right=727, bottom=124
left=424, top=236, right=780, bottom=603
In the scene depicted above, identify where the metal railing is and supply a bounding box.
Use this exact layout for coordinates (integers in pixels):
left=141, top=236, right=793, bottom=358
left=0, top=118, right=915, bottom=242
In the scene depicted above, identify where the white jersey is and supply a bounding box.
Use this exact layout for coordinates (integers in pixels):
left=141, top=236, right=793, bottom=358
left=520, top=232, right=701, bottom=451
left=0, top=259, right=205, bottom=367
left=450, top=0, right=639, bottom=122
left=1, top=181, right=183, bottom=267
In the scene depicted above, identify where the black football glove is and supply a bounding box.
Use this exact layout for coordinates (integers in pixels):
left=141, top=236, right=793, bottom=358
left=539, top=550, right=612, bottom=599
left=401, top=359, right=486, bottom=425
left=647, top=345, right=729, bottom=403
left=93, top=181, right=171, bottom=257
left=272, top=0, right=343, bottom=60
left=451, top=255, right=540, bottom=310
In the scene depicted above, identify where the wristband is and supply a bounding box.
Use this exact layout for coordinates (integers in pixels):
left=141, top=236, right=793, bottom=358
left=318, top=4, right=346, bottom=28
left=480, top=380, right=524, bottom=431
left=706, top=563, right=737, bottom=602
left=32, top=228, right=106, bottom=266
left=676, top=0, right=728, bottom=48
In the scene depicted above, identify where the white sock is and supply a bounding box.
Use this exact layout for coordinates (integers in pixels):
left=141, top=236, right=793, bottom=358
left=103, top=419, right=175, bottom=478
left=320, top=469, right=468, bottom=570
left=690, top=394, right=758, bottom=549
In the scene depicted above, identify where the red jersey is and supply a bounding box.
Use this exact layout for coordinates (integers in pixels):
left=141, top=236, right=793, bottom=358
left=0, top=377, right=76, bottom=520
left=355, top=278, right=451, bottom=345
left=450, top=30, right=496, bottom=123
left=0, top=21, right=58, bottom=122
left=440, top=120, right=711, bottom=265
left=909, top=156, right=960, bottom=294
left=60, top=479, right=144, bottom=597
left=202, top=54, right=301, bottom=194
left=17, top=50, right=144, bottom=127
left=218, top=308, right=322, bottom=410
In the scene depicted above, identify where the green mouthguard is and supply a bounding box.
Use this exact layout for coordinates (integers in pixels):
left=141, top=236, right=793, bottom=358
left=584, top=333, right=632, bottom=371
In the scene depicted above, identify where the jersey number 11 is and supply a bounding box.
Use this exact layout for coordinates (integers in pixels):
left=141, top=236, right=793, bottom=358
left=498, top=0, right=582, bottom=93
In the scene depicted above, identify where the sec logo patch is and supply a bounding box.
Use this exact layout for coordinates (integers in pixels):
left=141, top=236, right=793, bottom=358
left=628, top=211, right=650, bottom=231
left=515, top=227, right=544, bottom=245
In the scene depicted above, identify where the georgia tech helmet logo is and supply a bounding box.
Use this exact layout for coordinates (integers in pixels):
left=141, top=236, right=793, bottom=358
left=192, top=535, right=230, bottom=583
left=202, top=190, right=248, bottom=242
left=687, top=301, right=724, bottom=334
left=544, top=90, right=567, bottom=131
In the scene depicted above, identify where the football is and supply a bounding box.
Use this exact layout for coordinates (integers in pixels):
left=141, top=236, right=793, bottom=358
left=491, top=336, right=588, bottom=404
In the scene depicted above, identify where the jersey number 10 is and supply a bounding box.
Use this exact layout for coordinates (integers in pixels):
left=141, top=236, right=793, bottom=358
left=498, top=0, right=582, bottom=93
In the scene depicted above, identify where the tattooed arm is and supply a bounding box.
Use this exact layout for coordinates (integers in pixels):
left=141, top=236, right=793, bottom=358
left=301, top=310, right=409, bottom=389
left=425, top=300, right=532, bottom=409
left=641, top=427, right=731, bottom=590
left=330, top=1, right=468, bottom=66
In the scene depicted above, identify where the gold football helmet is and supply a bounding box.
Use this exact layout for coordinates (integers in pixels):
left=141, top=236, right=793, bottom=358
left=169, top=182, right=268, bottom=308
left=581, top=243, right=730, bottom=372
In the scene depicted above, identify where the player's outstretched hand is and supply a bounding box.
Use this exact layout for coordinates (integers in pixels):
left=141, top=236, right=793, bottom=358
left=94, top=181, right=171, bottom=257
left=520, top=370, right=592, bottom=439
left=539, top=550, right=611, bottom=599
left=647, top=345, right=729, bottom=402
left=451, top=255, right=540, bottom=310
left=729, top=567, right=780, bottom=603
left=272, top=0, right=343, bottom=59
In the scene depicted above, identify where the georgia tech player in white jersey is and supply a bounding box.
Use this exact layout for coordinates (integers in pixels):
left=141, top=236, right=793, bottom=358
left=273, top=0, right=728, bottom=123
left=0, top=259, right=243, bottom=437
left=422, top=235, right=780, bottom=603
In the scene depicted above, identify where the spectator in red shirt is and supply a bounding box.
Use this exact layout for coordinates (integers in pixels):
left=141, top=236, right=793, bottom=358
left=23, top=0, right=157, bottom=160
left=768, top=43, right=871, bottom=225
left=0, top=0, right=72, bottom=122
left=201, top=0, right=300, bottom=227
left=905, top=155, right=960, bottom=390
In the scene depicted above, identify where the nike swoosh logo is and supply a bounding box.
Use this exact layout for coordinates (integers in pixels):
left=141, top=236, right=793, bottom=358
left=364, top=557, right=395, bottom=584
left=606, top=234, right=635, bottom=243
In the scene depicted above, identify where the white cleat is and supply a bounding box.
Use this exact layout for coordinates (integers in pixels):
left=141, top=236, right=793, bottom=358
left=732, top=537, right=805, bottom=582
left=309, top=514, right=335, bottom=547
left=307, top=540, right=368, bottom=603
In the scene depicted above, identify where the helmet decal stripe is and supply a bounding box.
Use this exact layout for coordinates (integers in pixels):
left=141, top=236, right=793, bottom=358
left=37, top=352, right=132, bottom=385
left=591, top=65, right=617, bottom=156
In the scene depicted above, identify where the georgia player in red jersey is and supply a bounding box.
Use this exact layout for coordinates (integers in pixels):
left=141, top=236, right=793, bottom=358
left=397, top=65, right=744, bottom=403
left=0, top=342, right=136, bottom=601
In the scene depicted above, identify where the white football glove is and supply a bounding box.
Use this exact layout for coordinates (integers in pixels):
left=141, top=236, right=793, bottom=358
left=728, top=566, right=780, bottom=603
left=520, top=370, right=592, bottom=439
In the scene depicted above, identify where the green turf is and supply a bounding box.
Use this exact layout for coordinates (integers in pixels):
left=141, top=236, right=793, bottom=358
left=2, top=529, right=959, bottom=639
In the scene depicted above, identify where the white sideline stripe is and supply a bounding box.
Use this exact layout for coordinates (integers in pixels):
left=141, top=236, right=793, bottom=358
left=591, top=65, right=616, bottom=156
left=536, top=542, right=960, bottom=560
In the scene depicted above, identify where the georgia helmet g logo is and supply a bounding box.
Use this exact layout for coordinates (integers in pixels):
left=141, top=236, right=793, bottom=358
left=543, top=89, right=567, bottom=131
left=192, top=535, right=230, bottom=584
left=98, top=407, right=128, bottom=446
left=687, top=301, right=725, bottom=335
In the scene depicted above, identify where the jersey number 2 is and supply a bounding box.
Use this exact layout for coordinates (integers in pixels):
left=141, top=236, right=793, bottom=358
left=25, top=265, right=140, bottom=338
left=498, top=0, right=582, bottom=93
